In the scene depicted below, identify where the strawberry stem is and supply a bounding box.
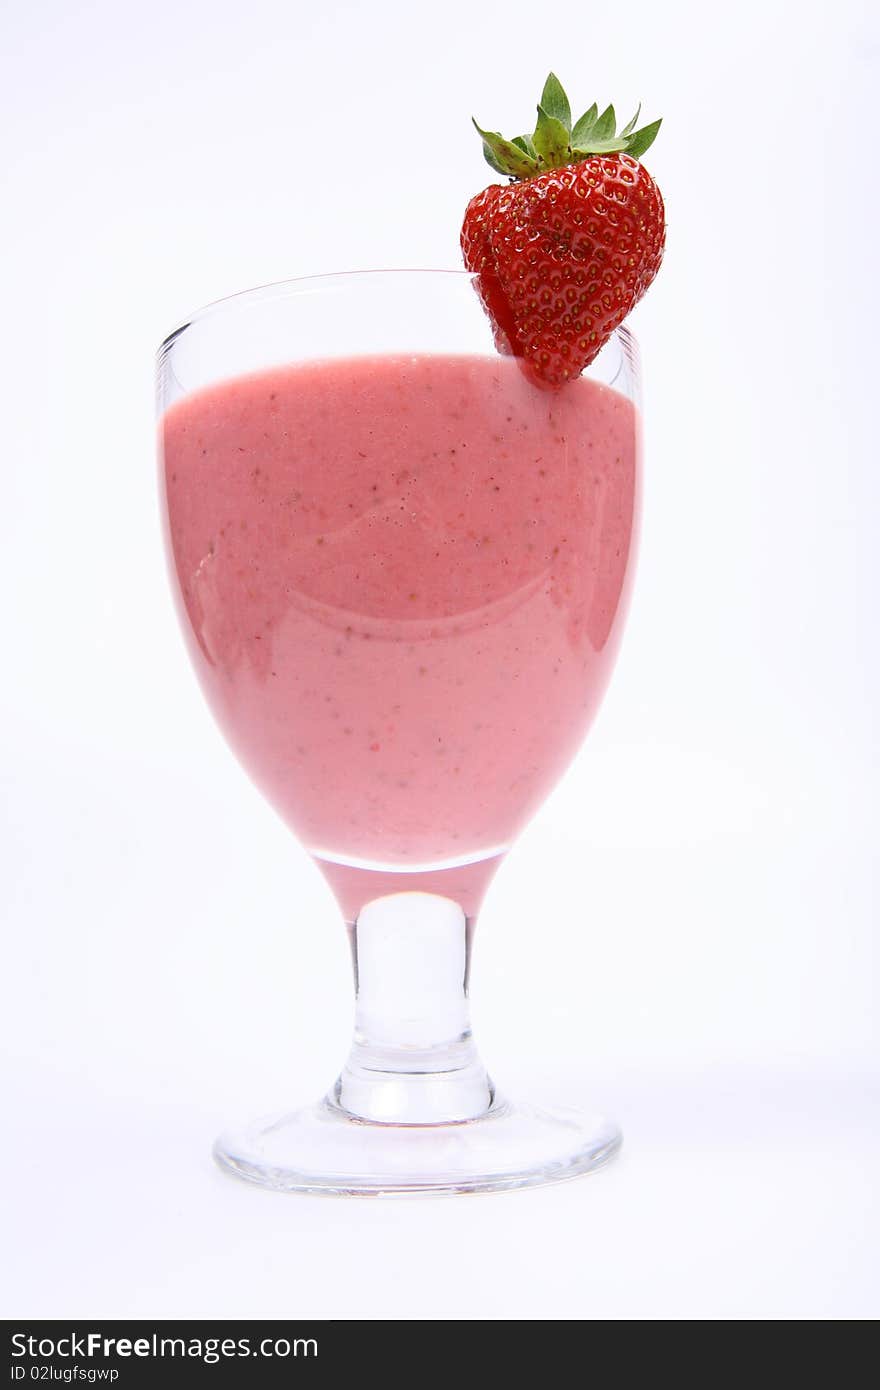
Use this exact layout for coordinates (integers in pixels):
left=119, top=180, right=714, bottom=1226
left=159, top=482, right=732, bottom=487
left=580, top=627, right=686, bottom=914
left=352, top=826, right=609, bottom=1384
left=473, top=73, right=661, bottom=180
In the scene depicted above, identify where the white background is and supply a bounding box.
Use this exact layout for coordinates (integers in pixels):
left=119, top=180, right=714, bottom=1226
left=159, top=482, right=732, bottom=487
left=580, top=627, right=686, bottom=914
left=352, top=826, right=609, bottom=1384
left=2, top=0, right=877, bottom=1320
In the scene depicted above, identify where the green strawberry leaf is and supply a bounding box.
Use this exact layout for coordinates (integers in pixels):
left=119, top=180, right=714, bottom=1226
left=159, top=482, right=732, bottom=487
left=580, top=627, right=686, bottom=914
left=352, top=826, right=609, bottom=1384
left=591, top=104, right=617, bottom=141
left=571, top=103, right=598, bottom=146
left=532, top=105, right=571, bottom=166
left=512, top=133, right=538, bottom=159
left=481, top=142, right=512, bottom=177
left=540, top=72, right=572, bottom=132
left=472, top=120, right=539, bottom=178
left=626, top=117, right=662, bottom=159
left=572, top=137, right=629, bottom=157
left=620, top=104, right=641, bottom=138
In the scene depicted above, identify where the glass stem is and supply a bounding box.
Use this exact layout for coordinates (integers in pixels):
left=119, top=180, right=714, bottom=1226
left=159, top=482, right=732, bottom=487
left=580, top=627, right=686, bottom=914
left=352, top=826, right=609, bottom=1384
left=329, top=891, right=496, bottom=1125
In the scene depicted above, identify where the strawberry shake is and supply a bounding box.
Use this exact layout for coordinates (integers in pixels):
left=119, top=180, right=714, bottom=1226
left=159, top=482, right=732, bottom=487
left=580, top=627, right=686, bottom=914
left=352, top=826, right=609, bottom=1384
left=162, top=352, right=638, bottom=903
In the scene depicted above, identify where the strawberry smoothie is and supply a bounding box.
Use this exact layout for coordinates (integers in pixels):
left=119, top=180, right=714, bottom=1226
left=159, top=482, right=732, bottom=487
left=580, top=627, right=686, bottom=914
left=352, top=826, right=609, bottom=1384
left=161, top=353, right=638, bottom=896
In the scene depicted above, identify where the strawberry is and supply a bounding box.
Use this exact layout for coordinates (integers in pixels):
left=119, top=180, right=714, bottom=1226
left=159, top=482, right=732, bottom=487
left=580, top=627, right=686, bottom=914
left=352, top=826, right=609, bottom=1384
left=461, top=73, right=665, bottom=387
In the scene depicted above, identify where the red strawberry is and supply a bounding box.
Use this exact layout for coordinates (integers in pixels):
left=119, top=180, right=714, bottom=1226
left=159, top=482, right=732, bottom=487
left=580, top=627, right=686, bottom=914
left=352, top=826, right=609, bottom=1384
left=461, top=73, right=666, bottom=387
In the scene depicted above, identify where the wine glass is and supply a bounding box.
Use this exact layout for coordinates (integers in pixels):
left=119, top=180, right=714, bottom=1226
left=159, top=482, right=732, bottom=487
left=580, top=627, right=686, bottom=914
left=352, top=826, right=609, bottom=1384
left=157, top=270, right=640, bottom=1195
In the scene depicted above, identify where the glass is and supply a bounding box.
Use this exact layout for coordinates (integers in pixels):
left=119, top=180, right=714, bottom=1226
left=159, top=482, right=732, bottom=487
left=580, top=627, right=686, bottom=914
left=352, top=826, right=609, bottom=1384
left=157, top=270, right=641, bottom=1195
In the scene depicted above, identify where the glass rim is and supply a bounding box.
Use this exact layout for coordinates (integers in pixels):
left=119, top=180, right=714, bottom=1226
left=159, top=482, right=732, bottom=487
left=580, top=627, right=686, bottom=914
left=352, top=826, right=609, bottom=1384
left=158, top=267, right=638, bottom=361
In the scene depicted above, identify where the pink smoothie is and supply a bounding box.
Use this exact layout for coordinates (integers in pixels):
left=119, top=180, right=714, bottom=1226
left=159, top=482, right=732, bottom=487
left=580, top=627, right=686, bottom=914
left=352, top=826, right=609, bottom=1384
left=161, top=354, right=638, bottom=887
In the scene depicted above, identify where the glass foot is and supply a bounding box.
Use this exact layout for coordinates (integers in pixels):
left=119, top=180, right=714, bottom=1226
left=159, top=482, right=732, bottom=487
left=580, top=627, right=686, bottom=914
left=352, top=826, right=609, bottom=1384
left=213, top=1096, right=621, bottom=1197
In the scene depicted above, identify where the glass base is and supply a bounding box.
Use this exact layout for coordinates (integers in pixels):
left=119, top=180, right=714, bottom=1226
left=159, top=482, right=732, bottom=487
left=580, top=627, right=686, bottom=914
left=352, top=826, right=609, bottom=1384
left=213, top=1095, right=622, bottom=1197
